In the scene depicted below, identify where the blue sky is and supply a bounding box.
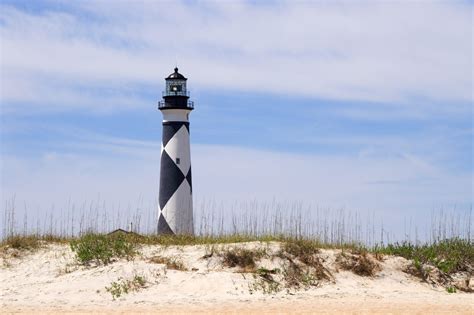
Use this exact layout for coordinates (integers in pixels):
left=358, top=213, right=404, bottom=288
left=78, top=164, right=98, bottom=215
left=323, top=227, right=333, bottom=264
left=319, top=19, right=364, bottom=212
left=0, top=1, right=472, bottom=238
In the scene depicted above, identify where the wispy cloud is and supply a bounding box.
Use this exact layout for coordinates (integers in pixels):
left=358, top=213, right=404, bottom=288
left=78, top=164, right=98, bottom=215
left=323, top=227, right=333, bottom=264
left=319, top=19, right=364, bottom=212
left=1, top=1, right=471, bottom=114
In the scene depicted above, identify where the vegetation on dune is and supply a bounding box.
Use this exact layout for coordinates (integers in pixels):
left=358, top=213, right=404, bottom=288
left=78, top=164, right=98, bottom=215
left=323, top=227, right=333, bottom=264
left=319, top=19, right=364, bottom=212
left=250, top=267, right=282, bottom=294
left=2, top=232, right=472, bottom=272
left=70, top=233, right=137, bottom=265
left=219, top=247, right=267, bottom=272
left=140, top=234, right=286, bottom=246
left=0, top=234, right=67, bottom=251
left=3, top=233, right=472, bottom=276
left=278, top=238, right=333, bottom=290
left=1, top=231, right=472, bottom=294
left=375, top=238, right=473, bottom=275
left=204, top=239, right=335, bottom=293
left=1, top=201, right=472, bottom=294
left=105, top=275, right=147, bottom=300
left=149, top=255, right=188, bottom=271
left=336, top=251, right=380, bottom=277
left=1, top=235, right=41, bottom=250
left=280, top=239, right=321, bottom=264
left=373, top=238, right=473, bottom=291
left=2, top=233, right=265, bottom=252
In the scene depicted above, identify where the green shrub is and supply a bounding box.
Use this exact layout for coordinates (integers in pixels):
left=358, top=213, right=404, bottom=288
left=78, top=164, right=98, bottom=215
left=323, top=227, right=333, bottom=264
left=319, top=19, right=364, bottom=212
left=70, top=233, right=137, bottom=265
left=446, top=286, right=457, bottom=293
left=105, top=275, right=146, bottom=300
left=377, top=238, right=473, bottom=275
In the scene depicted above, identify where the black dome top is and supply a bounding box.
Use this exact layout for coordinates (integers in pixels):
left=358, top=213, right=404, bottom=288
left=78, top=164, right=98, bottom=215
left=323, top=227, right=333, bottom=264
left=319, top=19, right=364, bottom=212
left=166, top=67, right=187, bottom=80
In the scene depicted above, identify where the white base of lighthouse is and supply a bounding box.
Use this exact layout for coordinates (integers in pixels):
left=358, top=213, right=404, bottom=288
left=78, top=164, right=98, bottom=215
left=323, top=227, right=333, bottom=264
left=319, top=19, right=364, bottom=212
left=158, top=109, right=193, bottom=235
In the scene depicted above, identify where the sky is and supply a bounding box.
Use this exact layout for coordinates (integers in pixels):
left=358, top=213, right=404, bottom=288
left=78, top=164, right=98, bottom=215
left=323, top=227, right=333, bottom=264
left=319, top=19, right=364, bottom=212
left=0, top=0, right=472, bottom=238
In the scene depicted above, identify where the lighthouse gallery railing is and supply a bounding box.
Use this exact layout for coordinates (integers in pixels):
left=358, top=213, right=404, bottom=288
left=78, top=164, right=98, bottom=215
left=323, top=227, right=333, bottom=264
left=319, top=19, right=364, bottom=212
left=158, top=100, right=194, bottom=109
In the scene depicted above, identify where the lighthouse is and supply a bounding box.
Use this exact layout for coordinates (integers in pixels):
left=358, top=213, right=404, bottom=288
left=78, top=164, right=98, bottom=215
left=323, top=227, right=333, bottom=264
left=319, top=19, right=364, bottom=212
left=157, top=67, right=194, bottom=235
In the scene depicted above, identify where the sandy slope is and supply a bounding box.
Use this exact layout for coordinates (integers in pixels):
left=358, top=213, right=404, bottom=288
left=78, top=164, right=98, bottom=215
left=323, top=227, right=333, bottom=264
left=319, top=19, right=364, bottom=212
left=1, top=242, right=472, bottom=314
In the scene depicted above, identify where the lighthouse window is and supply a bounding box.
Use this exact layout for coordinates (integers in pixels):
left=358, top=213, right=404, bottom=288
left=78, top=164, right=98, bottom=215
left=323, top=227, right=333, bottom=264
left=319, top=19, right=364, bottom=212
left=176, top=158, right=180, bottom=165
left=171, top=85, right=182, bottom=92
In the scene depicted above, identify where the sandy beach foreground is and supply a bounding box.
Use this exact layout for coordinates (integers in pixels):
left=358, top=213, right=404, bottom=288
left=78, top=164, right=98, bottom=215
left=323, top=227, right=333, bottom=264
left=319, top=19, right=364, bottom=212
left=1, top=242, right=472, bottom=314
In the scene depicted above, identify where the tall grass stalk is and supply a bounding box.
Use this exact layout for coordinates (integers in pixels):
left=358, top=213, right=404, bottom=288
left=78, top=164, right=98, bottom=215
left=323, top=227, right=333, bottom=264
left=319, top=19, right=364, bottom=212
left=1, top=196, right=472, bottom=248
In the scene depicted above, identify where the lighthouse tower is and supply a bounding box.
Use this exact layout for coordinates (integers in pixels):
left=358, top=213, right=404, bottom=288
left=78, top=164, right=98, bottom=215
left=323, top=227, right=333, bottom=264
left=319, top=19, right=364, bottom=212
left=157, top=67, right=194, bottom=235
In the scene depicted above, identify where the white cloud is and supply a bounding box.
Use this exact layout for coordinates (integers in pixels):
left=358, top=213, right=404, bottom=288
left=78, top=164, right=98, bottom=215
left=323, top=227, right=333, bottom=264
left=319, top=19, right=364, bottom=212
left=0, top=1, right=471, bottom=113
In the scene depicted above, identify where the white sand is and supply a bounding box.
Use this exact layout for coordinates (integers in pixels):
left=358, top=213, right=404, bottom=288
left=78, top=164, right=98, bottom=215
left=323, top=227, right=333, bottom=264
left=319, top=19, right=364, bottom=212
left=1, top=242, right=472, bottom=314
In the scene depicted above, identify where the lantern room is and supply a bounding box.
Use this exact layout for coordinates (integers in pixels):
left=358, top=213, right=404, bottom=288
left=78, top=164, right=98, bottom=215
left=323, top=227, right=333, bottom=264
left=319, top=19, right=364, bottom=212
left=158, top=67, right=194, bottom=110
left=165, top=67, right=188, bottom=96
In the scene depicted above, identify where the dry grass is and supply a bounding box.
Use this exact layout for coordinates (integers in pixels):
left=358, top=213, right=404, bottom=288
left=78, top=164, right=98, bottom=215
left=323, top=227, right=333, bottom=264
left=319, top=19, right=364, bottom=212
left=149, top=255, right=188, bottom=271
left=279, top=239, right=332, bottom=285
left=1, top=235, right=41, bottom=250
left=281, top=239, right=320, bottom=262
left=336, top=250, right=380, bottom=277
left=219, top=247, right=267, bottom=272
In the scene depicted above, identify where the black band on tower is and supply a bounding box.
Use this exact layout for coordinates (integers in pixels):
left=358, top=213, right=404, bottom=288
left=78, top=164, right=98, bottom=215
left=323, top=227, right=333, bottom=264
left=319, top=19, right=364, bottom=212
left=162, top=121, right=189, bottom=147
left=159, top=150, right=186, bottom=210
left=186, top=167, right=192, bottom=194
left=157, top=213, right=173, bottom=235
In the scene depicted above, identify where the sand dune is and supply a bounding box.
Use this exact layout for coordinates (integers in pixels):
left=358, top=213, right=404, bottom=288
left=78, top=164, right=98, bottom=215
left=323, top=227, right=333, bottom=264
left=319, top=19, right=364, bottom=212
left=1, top=242, right=472, bottom=314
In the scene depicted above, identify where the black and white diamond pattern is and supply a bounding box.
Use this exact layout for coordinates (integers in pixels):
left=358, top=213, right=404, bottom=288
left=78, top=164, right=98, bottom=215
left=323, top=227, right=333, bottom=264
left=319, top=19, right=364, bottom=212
left=158, top=121, right=193, bottom=235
